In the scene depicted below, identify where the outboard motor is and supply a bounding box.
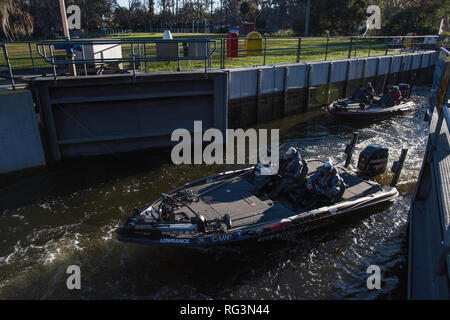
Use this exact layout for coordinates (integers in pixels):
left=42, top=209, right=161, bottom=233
left=357, top=144, right=389, bottom=178
left=398, top=83, right=410, bottom=99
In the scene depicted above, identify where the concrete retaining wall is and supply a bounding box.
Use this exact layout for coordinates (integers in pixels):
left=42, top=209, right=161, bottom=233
left=0, top=90, right=46, bottom=174
left=228, top=51, right=439, bottom=128
left=28, top=50, right=439, bottom=162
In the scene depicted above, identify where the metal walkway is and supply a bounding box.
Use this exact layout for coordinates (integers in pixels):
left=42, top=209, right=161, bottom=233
left=408, top=47, right=450, bottom=299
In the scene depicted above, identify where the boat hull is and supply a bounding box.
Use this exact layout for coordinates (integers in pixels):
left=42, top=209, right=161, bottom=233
left=116, top=165, right=399, bottom=248
left=327, top=100, right=415, bottom=120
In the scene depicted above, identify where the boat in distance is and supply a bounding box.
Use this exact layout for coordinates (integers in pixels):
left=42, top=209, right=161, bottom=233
left=327, top=83, right=415, bottom=119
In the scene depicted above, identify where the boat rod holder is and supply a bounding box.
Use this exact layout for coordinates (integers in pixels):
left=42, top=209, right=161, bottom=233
left=344, top=132, right=359, bottom=168
left=390, top=148, right=408, bottom=187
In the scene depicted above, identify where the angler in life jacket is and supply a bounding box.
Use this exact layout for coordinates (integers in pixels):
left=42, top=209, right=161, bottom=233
left=296, top=160, right=343, bottom=209
left=353, top=82, right=375, bottom=106
left=381, top=85, right=402, bottom=107
left=361, top=82, right=375, bottom=105
left=269, top=147, right=305, bottom=199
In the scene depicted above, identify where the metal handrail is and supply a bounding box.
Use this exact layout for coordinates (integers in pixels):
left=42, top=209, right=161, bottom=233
left=0, top=34, right=445, bottom=88
left=34, top=38, right=217, bottom=77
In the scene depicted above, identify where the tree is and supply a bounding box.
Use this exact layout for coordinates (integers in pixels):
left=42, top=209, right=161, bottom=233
left=0, top=0, right=33, bottom=40
left=378, top=0, right=450, bottom=35
left=294, top=0, right=369, bottom=36
left=239, top=1, right=260, bottom=22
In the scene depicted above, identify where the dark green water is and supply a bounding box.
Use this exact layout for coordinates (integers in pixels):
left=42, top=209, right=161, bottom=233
left=0, top=87, right=431, bottom=299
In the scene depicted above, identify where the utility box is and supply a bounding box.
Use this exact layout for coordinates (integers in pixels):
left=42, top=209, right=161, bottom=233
left=245, top=31, right=262, bottom=55
left=156, top=42, right=180, bottom=58
left=186, top=41, right=211, bottom=58
left=74, top=43, right=123, bottom=70
left=156, top=30, right=180, bottom=59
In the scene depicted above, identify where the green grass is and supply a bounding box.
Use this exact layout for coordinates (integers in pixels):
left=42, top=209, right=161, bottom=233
left=0, top=33, right=402, bottom=74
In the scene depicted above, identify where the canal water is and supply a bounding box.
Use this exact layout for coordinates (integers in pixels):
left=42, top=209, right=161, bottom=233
left=0, top=87, right=431, bottom=299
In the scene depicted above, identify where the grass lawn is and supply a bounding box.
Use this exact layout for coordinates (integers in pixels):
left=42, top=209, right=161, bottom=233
left=0, top=33, right=401, bottom=74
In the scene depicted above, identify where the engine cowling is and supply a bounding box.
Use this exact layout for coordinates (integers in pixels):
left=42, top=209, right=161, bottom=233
left=357, top=144, right=389, bottom=178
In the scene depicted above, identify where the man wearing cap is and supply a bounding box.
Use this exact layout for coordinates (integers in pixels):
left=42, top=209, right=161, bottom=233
left=298, top=160, right=344, bottom=209
left=381, top=85, right=402, bottom=107
left=269, top=147, right=305, bottom=199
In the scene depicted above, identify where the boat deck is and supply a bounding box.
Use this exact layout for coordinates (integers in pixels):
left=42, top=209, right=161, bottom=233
left=175, top=160, right=383, bottom=229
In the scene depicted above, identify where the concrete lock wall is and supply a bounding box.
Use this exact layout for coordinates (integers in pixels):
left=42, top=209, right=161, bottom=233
left=228, top=51, right=439, bottom=128
left=0, top=90, right=46, bottom=174
left=31, top=71, right=228, bottom=161
left=28, top=50, right=438, bottom=161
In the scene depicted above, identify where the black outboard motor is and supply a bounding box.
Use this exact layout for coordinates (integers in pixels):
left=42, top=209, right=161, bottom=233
left=398, top=83, right=410, bottom=99
left=357, top=144, right=389, bottom=178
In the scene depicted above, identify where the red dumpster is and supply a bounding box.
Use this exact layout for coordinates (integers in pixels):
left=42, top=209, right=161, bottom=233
left=227, top=32, right=238, bottom=58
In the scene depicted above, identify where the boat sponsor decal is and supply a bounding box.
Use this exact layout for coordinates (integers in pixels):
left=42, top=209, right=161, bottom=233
left=268, top=221, right=293, bottom=231
left=235, top=231, right=244, bottom=239
left=257, top=219, right=335, bottom=242
left=257, top=229, right=302, bottom=242
left=196, top=238, right=205, bottom=244
left=160, top=238, right=190, bottom=244
left=211, top=234, right=233, bottom=242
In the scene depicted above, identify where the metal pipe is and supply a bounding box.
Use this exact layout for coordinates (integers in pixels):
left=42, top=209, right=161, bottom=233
left=263, top=37, right=267, bottom=65
left=81, top=44, right=88, bottom=76
left=131, top=43, right=136, bottom=77
left=49, top=45, right=57, bottom=81
left=143, top=43, right=147, bottom=72
left=296, top=37, right=302, bottom=63
left=348, top=38, right=353, bottom=59
left=28, top=42, right=35, bottom=70
left=2, top=43, right=16, bottom=90
left=325, top=35, right=329, bottom=61
left=204, top=42, right=208, bottom=75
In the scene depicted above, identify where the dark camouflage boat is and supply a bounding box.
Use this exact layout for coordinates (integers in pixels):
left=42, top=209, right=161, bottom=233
left=328, top=83, right=415, bottom=119
left=116, top=144, right=403, bottom=247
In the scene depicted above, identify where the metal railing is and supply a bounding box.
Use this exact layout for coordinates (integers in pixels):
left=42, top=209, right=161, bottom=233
left=0, top=34, right=444, bottom=89
left=218, top=34, right=443, bottom=68
left=35, top=38, right=217, bottom=77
